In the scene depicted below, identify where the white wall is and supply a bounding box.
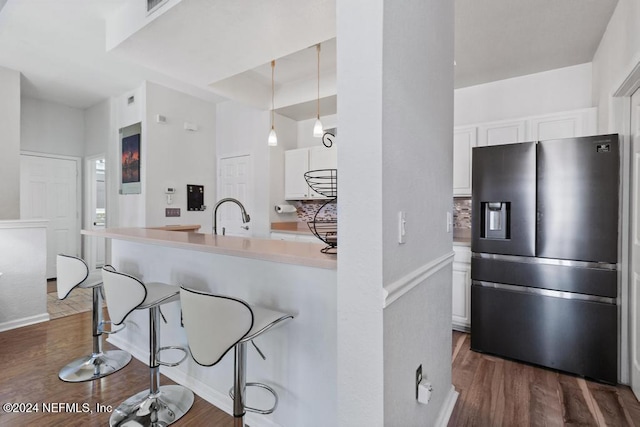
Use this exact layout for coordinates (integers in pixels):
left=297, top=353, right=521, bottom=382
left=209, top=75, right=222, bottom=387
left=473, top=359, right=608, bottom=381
left=592, top=0, right=640, bottom=133
left=144, top=81, right=217, bottom=230
left=337, top=0, right=455, bottom=425
left=0, top=221, right=48, bottom=331
left=21, top=97, right=85, bottom=157
left=591, top=0, right=640, bottom=385
left=0, top=65, right=20, bottom=219
left=454, top=63, right=593, bottom=126
left=114, top=86, right=146, bottom=227
left=216, top=101, right=297, bottom=237
left=380, top=0, right=455, bottom=424
left=84, top=99, right=111, bottom=158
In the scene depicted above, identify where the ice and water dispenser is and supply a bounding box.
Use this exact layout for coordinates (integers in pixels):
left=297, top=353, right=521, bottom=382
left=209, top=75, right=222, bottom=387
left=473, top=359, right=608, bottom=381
left=481, top=202, right=510, bottom=240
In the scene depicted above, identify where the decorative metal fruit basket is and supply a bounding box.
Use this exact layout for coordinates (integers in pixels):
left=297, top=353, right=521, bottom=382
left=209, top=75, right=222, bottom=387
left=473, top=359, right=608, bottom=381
left=303, top=169, right=337, bottom=198
left=304, top=169, right=337, bottom=254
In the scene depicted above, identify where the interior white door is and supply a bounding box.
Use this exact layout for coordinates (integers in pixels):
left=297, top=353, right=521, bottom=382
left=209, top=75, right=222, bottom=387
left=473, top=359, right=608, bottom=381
left=631, top=87, right=640, bottom=400
left=20, top=154, right=78, bottom=279
left=85, top=157, right=106, bottom=269
left=217, top=155, right=253, bottom=237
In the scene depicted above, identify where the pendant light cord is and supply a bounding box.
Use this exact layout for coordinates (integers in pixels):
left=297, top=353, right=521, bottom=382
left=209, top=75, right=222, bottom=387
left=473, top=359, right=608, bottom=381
left=271, top=60, right=275, bottom=129
left=316, top=44, right=321, bottom=120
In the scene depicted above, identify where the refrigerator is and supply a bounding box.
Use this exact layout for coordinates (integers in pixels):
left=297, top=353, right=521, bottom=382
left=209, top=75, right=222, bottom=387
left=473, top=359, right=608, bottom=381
left=470, top=134, right=619, bottom=384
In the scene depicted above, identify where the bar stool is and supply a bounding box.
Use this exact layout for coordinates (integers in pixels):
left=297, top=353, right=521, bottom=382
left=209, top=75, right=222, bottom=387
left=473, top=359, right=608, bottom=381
left=179, top=286, right=294, bottom=427
left=56, top=254, right=131, bottom=382
left=102, top=267, right=194, bottom=427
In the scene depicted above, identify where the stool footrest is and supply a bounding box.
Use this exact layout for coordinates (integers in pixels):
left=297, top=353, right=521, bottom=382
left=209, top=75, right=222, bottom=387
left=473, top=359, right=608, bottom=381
left=156, top=346, right=188, bottom=367
left=98, top=320, right=126, bottom=335
left=229, top=382, right=279, bottom=415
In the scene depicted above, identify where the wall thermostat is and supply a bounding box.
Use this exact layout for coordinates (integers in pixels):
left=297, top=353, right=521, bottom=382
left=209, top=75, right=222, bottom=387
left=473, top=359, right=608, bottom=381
left=165, top=187, right=175, bottom=194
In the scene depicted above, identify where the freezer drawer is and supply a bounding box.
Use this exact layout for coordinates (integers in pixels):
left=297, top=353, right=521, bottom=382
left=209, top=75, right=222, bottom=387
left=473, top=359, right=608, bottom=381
left=471, top=254, right=618, bottom=298
left=471, top=282, right=617, bottom=384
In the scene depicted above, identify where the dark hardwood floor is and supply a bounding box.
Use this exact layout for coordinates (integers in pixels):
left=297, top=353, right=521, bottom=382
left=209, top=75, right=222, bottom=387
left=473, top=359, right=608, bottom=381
left=449, top=331, right=640, bottom=427
left=0, top=310, right=233, bottom=426
left=2, top=313, right=639, bottom=426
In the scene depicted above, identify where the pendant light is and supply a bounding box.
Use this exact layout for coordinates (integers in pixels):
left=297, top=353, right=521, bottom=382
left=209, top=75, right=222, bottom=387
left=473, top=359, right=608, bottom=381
left=313, top=43, right=324, bottom=138
left=268, top=60, right=278, bottom=146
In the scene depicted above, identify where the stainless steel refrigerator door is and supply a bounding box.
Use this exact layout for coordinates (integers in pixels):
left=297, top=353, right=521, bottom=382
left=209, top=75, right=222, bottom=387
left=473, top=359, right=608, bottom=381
left=472, top=142, right=536, bottom=256
left=537, top=135, right=619, bottom=263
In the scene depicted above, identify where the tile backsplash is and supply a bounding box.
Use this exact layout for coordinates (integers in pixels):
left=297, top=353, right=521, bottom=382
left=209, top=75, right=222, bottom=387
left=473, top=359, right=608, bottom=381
left=453, top=197, right=472, bottom=230
left=294, top=199, right=337, bottom=222
left=288, top=198, right=470, bottom=229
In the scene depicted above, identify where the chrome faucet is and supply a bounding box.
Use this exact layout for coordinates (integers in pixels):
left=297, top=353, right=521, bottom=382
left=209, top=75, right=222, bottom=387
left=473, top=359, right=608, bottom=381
left=212, top=198, right=251, bottom=235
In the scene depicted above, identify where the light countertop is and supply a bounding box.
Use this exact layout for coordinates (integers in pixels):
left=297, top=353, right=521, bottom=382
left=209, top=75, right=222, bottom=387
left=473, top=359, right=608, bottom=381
left=146, top=224, right=201, bottom=232
left=453, top=237, right=471, bottom=246
left=82, top=227, right=336, bottom=270
left=271, top=221, right=313, bottom=235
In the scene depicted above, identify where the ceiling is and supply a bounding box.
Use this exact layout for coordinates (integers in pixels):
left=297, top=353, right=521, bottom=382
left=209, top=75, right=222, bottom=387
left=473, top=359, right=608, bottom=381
left=0, top=0, right=619, bottom=118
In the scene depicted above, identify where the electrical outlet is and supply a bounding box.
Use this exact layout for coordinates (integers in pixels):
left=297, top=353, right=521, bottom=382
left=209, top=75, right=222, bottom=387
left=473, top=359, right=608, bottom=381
left=165, top=208, right=181, bottom=217
left=416, top=364, right=422, bottom=400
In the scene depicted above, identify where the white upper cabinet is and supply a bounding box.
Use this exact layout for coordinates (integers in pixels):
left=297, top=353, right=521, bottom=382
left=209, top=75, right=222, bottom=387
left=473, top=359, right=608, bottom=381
left=453, top=126, right=477, bottom=196
left=477, top=119, right=527, bottom=146
left=285, top=148, right=311, bottom=200
left=527, top=108, right=597, bottom=141
left=285, top=145, right=337, bottom=200
left=309, top=145, right=337, bottom=171
left=453, top=107, right=598, bottom=195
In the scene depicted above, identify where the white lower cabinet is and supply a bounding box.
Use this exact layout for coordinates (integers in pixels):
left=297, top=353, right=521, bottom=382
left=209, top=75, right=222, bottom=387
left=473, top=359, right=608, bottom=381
left=452, top=245, right=471, bottom=331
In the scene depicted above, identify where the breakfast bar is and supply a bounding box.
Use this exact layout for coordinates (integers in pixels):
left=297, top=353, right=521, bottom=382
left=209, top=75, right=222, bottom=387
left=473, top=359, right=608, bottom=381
left=82, top=228, right=337, bottom=427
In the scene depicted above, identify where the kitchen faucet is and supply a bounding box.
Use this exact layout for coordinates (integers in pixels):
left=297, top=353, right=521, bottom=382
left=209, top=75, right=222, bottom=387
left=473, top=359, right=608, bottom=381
left=212, top=198, right=251, bottom=235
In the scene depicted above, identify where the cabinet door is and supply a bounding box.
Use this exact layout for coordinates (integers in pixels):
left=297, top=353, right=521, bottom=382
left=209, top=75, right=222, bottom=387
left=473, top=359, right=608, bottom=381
left=453, top=127, right=476, bottom=196
left=309, top=145, right=337, bottom=170
left=285, top=149, right=310, bottom=200
left=452, top=266, right=471, bottom=330
left=528, top=107, right=597, bottom=141
left=478, top=119, right=527, bottom=146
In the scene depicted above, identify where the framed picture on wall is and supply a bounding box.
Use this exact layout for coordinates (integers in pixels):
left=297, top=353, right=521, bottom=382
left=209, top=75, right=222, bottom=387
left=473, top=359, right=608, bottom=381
left=120, top=123, right=142, bottom=194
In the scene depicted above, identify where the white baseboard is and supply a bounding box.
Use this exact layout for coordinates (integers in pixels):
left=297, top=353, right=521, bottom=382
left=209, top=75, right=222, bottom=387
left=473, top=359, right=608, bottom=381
left=0, top=312, right=49, bottom=332
left=435, top=385, right=459, bottom=427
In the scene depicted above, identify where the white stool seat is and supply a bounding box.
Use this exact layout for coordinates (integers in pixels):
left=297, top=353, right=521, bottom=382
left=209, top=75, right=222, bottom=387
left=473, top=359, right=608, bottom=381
left=138, top=282, right=180, bottom=309
left=77, top=270, right=103, bottom=289
left=242, top=305, right=293, bottom=342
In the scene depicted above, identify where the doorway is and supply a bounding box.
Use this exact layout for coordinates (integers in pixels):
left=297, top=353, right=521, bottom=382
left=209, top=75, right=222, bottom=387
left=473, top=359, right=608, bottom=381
left=84, top=156, right=107, bottom=270
left=20, top=153, right=80, bottom=279
left=216, top=154, right=253, bottom=237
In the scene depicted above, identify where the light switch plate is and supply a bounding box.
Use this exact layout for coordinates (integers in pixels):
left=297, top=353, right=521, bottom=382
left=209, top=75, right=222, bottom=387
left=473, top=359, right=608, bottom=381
left=398, top=211, right=406, bottom=244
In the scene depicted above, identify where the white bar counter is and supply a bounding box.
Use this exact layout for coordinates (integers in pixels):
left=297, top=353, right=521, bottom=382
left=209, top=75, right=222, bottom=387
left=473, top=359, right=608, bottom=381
left=82, top=227, right=337, bottom=427
left=82, top=227, right=336, bottom=269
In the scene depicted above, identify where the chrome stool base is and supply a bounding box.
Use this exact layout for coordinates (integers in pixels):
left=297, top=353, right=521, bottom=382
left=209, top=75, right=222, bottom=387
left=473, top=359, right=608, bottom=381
left=58, top=350, right=131, bottom=383
left=109, top=385, right=194, bottom=427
